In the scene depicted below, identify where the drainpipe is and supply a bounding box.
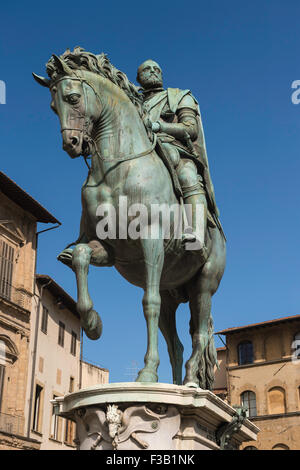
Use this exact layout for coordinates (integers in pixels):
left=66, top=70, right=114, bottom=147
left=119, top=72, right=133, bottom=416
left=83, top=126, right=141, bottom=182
left=26, top=222, right=61, bottom=438
left=33, top=223, right=61, bottom=296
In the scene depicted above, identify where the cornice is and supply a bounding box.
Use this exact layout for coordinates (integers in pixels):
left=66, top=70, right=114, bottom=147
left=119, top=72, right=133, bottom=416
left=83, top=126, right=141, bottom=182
left=0, top=312, right=30, bottom=337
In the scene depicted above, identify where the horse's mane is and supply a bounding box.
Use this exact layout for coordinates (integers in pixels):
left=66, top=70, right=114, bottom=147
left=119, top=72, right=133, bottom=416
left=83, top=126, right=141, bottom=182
left=46, top=47, right=148, bottom=125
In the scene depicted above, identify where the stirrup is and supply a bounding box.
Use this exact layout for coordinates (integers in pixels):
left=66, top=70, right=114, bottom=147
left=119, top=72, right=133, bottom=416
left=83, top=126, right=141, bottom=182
left=182, top=226, right=200, bottom=245
left=182, top=227, right=208, bottom=261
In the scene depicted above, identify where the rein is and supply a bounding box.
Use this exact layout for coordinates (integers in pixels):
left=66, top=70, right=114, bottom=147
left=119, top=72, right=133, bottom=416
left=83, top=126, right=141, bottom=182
left=55, top=74, right=156, bottom=168
left=88, top=133, right=157, bottom=164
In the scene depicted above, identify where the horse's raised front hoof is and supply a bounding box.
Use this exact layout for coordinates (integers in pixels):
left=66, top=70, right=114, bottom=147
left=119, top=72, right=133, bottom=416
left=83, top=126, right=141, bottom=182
left=135, top=368, right=158, bottom=383
left=81, top=310, right=103, bottom=340
left=57, top=248, right=74, bottom=267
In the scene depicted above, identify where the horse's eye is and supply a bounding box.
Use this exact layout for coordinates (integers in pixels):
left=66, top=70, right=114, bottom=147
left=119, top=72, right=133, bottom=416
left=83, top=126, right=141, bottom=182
left=67, top=94, right=80, bottom=104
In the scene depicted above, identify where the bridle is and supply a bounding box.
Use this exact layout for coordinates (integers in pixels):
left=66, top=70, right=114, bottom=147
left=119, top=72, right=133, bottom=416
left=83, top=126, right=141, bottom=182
left=51, top=74, right=157, bottom=169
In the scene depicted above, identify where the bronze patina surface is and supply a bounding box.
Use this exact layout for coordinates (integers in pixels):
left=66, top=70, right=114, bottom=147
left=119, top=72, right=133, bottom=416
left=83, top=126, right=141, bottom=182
left=33, top=48, right=226, bottom=389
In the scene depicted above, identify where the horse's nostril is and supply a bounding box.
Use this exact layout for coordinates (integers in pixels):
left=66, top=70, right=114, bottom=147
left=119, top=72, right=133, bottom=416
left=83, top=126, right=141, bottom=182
left=71, top=136, right=79, bottom=146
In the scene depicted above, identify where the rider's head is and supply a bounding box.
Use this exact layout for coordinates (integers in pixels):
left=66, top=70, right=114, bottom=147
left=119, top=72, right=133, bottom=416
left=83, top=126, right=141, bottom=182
left=136, top=60, right=163, bottom=90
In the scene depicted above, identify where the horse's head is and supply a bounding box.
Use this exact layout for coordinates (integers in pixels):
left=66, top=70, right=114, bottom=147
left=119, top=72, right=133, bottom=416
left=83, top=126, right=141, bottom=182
left=33, top=54, right=100, bottom=159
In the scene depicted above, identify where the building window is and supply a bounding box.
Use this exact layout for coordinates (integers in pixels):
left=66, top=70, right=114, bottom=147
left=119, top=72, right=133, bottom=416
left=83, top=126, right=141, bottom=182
left=70, top=331, right=77, bottom=356
left=241, top=391, right=257, bottom=417
left=69, top=376, right=74, bottom=393
left=50, top=395, right=62, bottom=441
left=41, top=306, right=48, bottom=334
left=0, top=240, right=14, bottom=301
left=244, top=446, right=258, bottom=450
left=58, top=321, right=65, bottom=347
left=56, top=369, right=62, bottom=385
left=238, top=341, right=254, bottom=365
left=268, top=387, right=286, bottom=414
left=32, top=384, right=43, bottom=433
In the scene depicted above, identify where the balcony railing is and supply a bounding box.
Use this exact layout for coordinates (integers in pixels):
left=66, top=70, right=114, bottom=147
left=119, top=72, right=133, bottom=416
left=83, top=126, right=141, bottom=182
left=0, top=281, right=32, bottom=311
left=0, top=412, right=24, bottom=435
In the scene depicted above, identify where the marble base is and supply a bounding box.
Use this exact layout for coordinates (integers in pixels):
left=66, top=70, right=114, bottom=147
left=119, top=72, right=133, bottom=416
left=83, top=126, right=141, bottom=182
left=52, top=383, right=259, bottom=450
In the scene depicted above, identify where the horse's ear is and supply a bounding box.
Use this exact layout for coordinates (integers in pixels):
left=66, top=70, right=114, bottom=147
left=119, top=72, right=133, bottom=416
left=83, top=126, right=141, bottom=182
left=32, top=73, right=50, bottom=88
left=51, top=54, right=73, bottom=76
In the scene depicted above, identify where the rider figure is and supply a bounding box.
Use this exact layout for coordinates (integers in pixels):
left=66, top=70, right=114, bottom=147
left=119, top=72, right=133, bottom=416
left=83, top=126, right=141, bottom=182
left=137, top=59, right=215, bottom=257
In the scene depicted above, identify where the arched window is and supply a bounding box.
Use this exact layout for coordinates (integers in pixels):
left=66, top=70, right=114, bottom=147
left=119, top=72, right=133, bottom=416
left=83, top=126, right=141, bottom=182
left=244, top=446, right=257, bottom=450
left=268, top=387, right=286, bottom=414
left=238, top=341, right=253, bottom=365
left=272, top=444, right=289, bottom=450
left=0, top=335, right=18, bottom=365
left=241, top=391, right=257, bottom=417
left=0, top=336, right=19, bottom=413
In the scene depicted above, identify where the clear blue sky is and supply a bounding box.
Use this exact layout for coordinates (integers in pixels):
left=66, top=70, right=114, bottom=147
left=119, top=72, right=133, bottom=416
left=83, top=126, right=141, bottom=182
left=1, top=0, right=300, bottom=383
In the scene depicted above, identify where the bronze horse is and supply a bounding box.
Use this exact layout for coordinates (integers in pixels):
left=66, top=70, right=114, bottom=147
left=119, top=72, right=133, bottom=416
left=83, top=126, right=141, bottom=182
left=33, top=50, right=226, bottom=389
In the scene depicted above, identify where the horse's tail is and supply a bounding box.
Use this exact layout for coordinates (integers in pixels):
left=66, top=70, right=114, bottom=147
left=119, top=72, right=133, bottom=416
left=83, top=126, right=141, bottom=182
left=197, top=315, right=219, bottom=390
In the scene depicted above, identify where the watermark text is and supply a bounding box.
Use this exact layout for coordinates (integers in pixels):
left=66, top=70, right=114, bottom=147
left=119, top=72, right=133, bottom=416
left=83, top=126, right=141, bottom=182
left=95, top=197, right=205, bottom=251
left=0, top=80, right=6, bottom=104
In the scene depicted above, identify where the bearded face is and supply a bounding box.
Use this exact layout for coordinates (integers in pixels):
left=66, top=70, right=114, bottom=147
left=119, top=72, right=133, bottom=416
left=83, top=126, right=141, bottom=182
left=137, top=60, right=163, bottom=89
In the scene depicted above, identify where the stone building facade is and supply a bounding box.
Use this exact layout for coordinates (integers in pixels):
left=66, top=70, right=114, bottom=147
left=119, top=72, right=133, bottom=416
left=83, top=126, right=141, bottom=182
left=80, top=360, right=109, bottom=390
left=214, top=314, right=300, bottom=450
left=0, top=172, right=109, bottom=450
left=25, top=275, right=109, bottom=450
left=0, top=172, right=59, bottom=450
left=26, top=275, right=82, bottom=450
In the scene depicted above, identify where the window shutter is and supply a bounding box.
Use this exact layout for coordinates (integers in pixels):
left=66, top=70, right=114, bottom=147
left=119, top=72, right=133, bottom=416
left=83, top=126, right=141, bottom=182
left=0, top=240, right=14, bottom=300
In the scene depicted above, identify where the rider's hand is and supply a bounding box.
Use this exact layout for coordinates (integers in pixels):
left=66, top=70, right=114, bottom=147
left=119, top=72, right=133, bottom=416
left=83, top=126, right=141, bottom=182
left=151, top=121, right=161, bottom=133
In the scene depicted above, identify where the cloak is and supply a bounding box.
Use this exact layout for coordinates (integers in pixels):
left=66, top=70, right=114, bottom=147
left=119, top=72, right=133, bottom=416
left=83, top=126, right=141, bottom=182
left=143, top=88, right=225, bottom=238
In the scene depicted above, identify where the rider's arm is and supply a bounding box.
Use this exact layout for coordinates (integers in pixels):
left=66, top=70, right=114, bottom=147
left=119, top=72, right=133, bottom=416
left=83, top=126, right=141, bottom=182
left=152, top=94, right=198, bottom=143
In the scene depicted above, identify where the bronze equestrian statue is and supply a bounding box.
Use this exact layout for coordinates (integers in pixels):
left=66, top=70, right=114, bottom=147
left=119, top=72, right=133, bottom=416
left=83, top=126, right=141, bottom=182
left=33, top=48, right=226, bottom=389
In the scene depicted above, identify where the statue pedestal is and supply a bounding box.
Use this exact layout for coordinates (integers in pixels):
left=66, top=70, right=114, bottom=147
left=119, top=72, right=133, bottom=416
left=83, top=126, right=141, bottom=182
left=53, top=383, right=259, bottom=450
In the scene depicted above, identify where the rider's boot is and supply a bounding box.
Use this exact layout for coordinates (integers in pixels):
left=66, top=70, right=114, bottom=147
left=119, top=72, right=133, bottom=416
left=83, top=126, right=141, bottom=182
left=182, top=192, right=208, bottom=262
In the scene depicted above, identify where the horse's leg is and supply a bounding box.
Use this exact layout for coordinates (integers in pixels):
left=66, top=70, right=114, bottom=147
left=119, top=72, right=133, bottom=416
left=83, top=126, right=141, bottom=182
left=72, top=243, right=103, bottom=340
left=57, top=212, right=89, bottom=268
left=159, top=291, right=183, bottom=385
left=184, top=282, right=213, bottom=388
left=183, top=229, right=226, bottom=388
left=136, top=238, right=164, bottom=383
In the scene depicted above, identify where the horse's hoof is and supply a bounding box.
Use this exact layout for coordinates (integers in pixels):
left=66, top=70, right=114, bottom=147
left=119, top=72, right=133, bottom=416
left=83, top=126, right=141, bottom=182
left=57, top=248, right=74, bottom=267
left=135, top=369, right=158, bottom=383
left=82, top=310, right=103, bottom=340
left=183, top=381, right=199, bottom=389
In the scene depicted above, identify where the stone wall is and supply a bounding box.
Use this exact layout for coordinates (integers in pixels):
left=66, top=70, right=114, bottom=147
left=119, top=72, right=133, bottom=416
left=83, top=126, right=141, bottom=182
left=216, top=317, right=300, bottom=450
left=0, top=191, right=37, bottom=443
left=0, top=431, right=40, bottom=450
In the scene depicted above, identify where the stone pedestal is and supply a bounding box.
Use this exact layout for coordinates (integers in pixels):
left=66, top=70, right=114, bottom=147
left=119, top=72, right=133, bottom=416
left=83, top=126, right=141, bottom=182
left=53, top=383, right=259, bottom=450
